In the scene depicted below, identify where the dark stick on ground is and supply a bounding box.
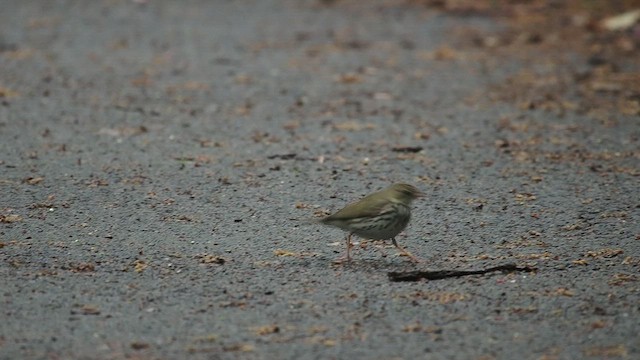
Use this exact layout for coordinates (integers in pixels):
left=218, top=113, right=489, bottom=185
left=388, top=264, right=537, bottom=282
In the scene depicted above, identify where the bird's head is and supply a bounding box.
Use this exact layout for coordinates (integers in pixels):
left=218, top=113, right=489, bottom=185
left=387, top=183, right=424, bottom=204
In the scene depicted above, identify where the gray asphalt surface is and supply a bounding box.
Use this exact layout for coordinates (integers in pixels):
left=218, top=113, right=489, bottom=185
left=1, top=1, right=639, bottom=359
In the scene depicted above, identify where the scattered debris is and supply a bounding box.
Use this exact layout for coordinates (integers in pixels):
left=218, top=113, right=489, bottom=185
left=274, top=249, right=296, bottom=257
left=130, top=342, right=150, bottom=350
left=600, top=9, right=640, bottom=31
left=267, top=153, right=297, bottom=160
left=133, top=260, right=148, bottom=273
left=0, top=214, right=23, bottom=223
left=23, top=176, right=44, bottom=185
left=70, top=262, right=96, bottom=273
left=71, top=304, right=101, bottom=315
left=196, top=254, right=226, bottom=265
left=391, top=146, right=423, bottom=153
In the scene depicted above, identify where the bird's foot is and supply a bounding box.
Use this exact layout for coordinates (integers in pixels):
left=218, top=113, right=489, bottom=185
left=397, top=249, right=422, bottom=263
left=332, top=255, right=351, bottom=265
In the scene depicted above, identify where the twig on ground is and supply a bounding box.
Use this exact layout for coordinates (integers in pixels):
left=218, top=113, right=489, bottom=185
left=388, top=263, right=537, bottom=282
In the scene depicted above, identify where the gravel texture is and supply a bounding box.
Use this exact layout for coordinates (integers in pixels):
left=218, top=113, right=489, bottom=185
left=1, top=1, right=639, bottom=359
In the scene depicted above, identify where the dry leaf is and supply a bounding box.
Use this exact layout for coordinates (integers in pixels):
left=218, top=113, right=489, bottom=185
left=510, top=306, right=538, bottom=314
left=402, top=322, right=423, bottom=333
left=600, top=9, right=640, bottom=31
left=583, top=344, right=627, bottom=357
left=333, top=121, right=376, bottom=132
left=336, top=73, right=361, bottom=84
left=590, top=320, right=608, bottom=329
left=23, top=177, right=44, bottom=185
left=274, top=249, right=296, bottom=257
left=223, top=343, right=254, bottom=352
left=555, top=288, right=574, bottom=297
left=562, top=222, right=583, bottom=231
left=0, top=214, right=23, bottom=223
left=71, top=263, right=96, bottom=272
left=0, top=86, right=20, bottom=98
left=609, top=273, right=637, bottom=285
left=98, top=126, right=147, bottom=137
left=252, top=325, right=280, bottom=336
left=130, top=342, right=150, bottom=350
left=322, top=339, right=336, bottom=347
left=196, top=254, right=226, bottom=265
left=133, top=260, right=148, bottom=273
left=73, top=304, right=101, bottom=315
left=586, top=249, right=624, bottom=258
left=514, top=193, right=536, bottom=203
left=283, top=121, right=300, bottom=131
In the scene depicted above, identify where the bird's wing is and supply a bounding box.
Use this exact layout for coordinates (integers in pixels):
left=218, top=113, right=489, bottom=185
left=324, top=193, right=393, bottom=220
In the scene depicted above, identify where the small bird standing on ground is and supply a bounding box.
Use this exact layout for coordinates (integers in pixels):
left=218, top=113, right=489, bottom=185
left=317, top=183, right=423, bottom=263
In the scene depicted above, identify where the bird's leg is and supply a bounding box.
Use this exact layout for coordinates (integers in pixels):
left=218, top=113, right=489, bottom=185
left=392, top=238, right=421, bottom=263
left=346, top=232, right=353, bottom=261
left=333, top=233, right=353, bottom=264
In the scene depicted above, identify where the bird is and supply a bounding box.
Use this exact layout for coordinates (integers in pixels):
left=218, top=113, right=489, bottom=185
left=316, top=183, right=423, bottom=263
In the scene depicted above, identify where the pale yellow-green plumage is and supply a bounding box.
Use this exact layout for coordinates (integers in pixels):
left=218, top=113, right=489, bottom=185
left=318, top=183, right=423, bottom=263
